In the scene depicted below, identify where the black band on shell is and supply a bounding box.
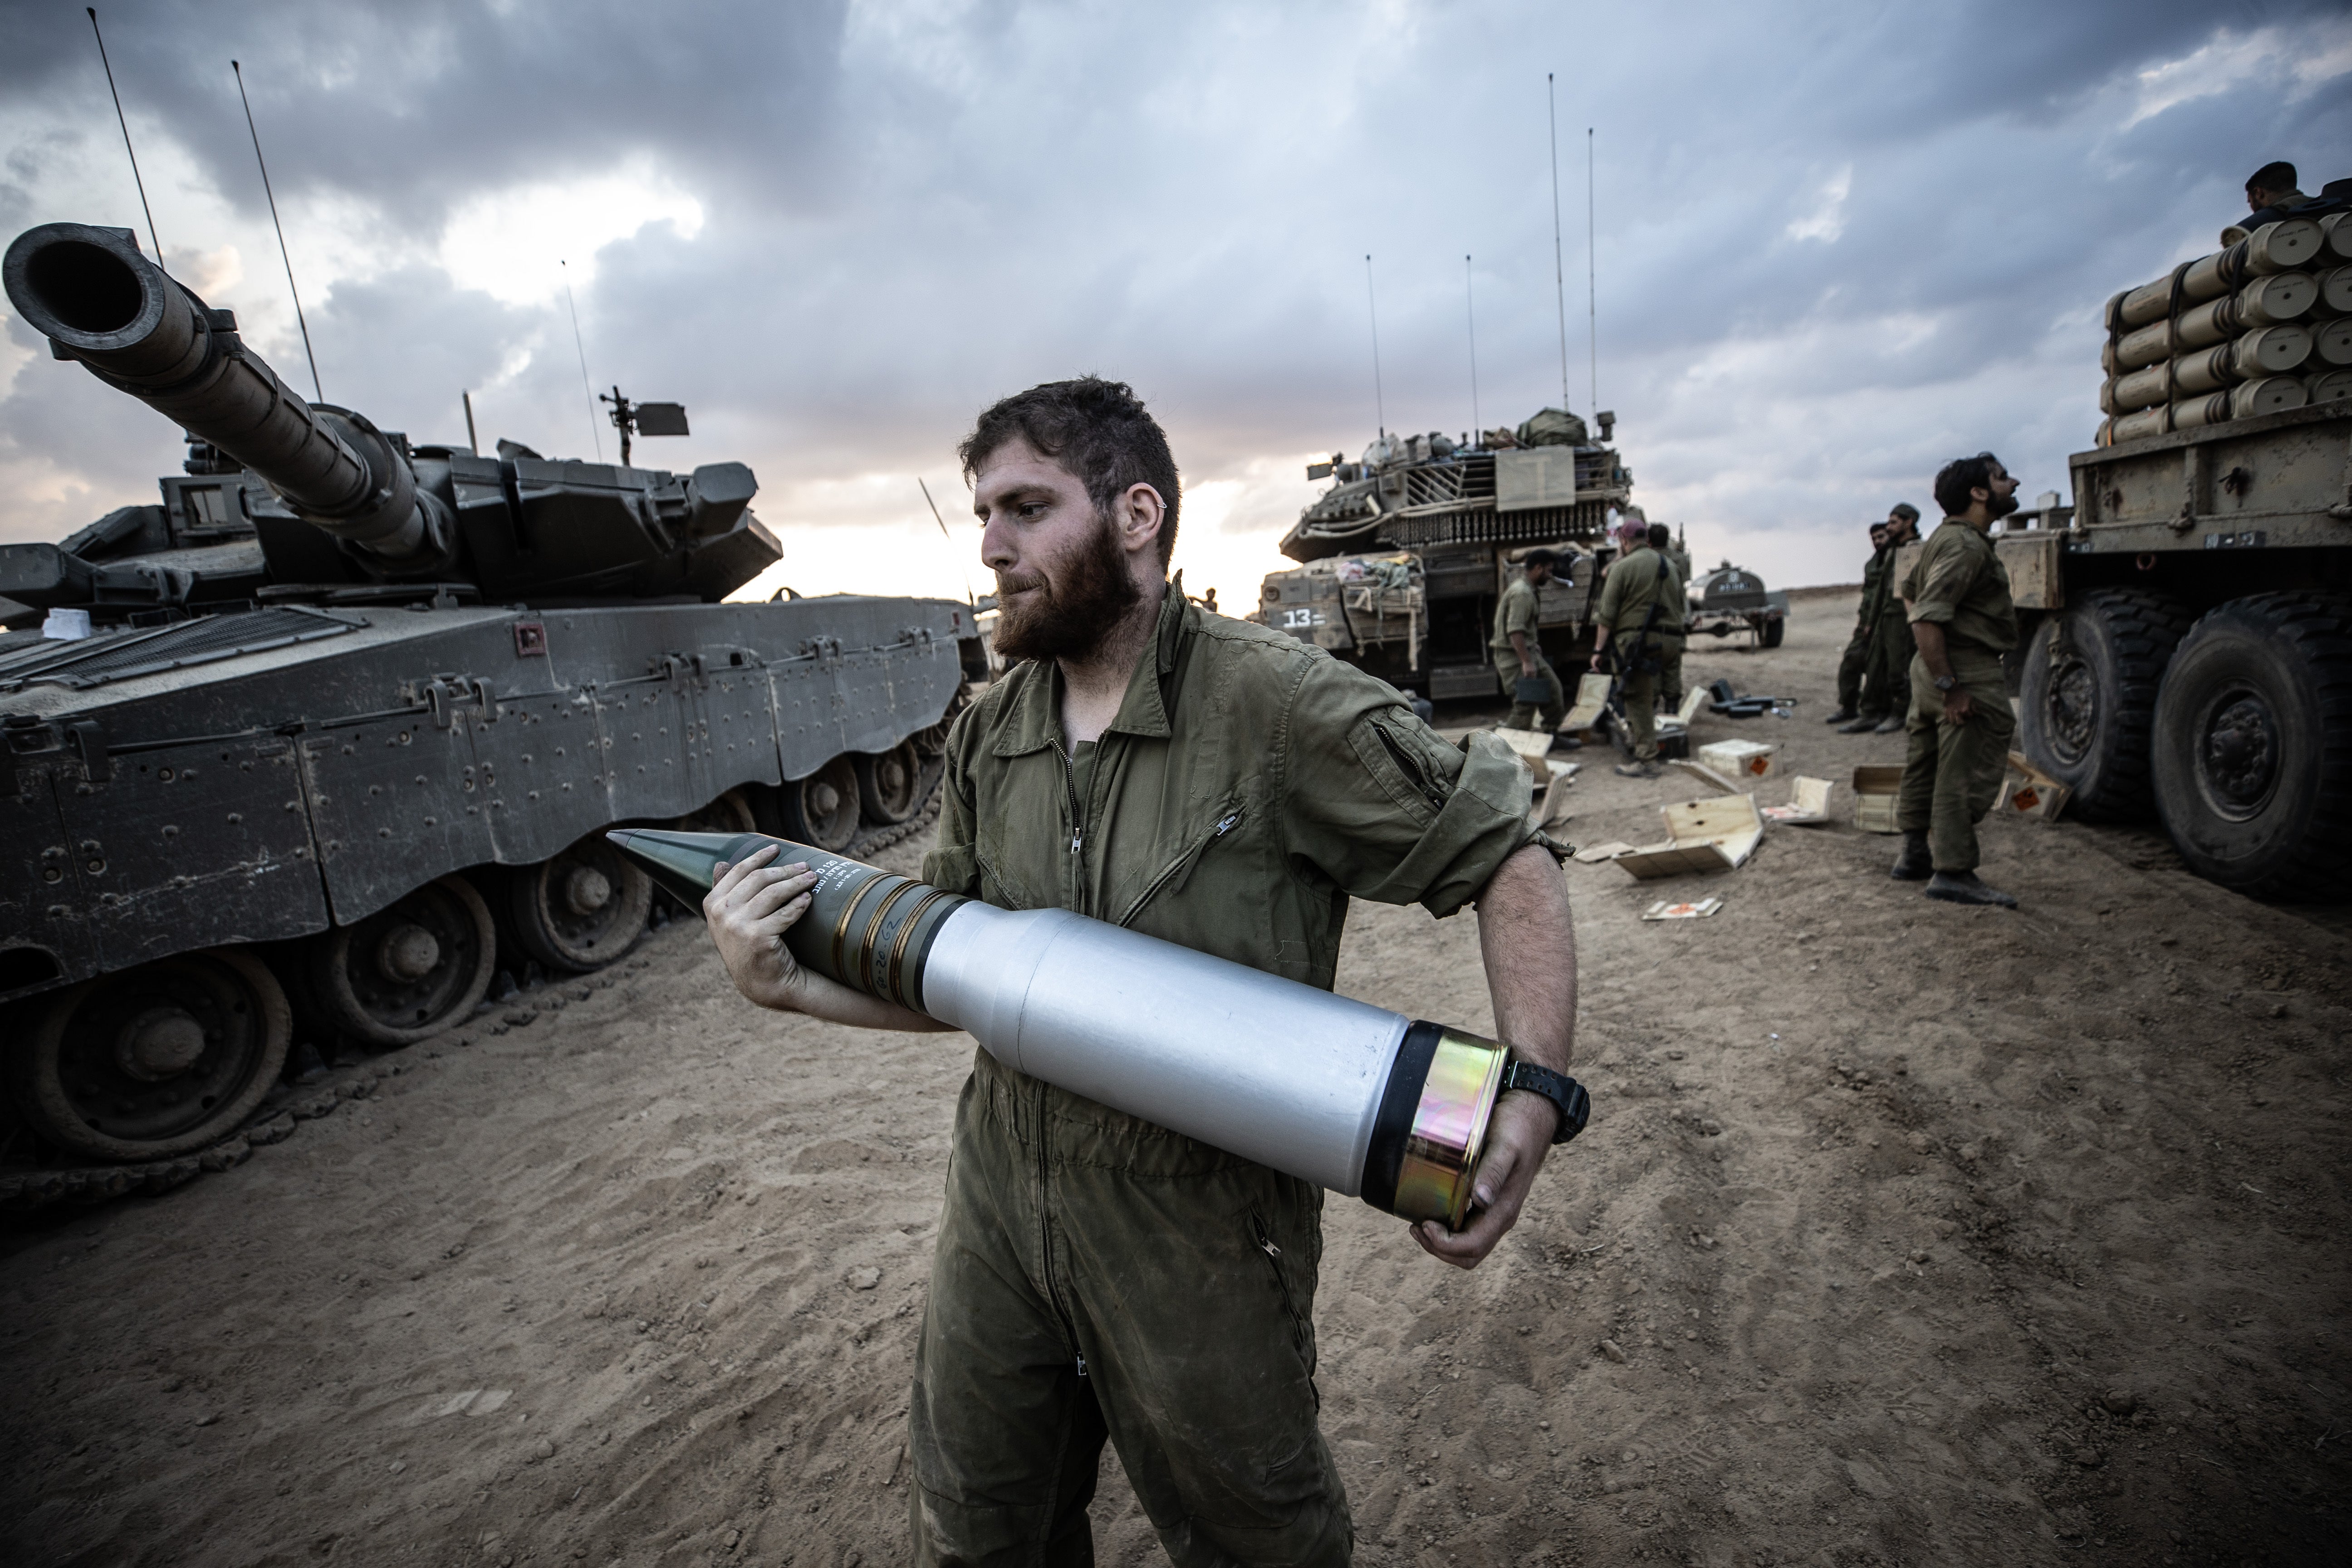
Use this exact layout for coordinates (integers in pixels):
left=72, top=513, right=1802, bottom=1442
left=1361, top=1019, right=1442, bottom=1215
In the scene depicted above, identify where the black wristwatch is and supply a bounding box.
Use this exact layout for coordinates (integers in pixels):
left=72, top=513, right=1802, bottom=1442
left=1931, top=674, right=1956, bottom=692
left=1500, top=1060, right=1590, bottom=1145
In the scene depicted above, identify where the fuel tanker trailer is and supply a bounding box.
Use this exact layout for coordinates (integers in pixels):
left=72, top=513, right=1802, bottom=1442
left=607, top=827, right=1593, bottom=1229
left=0, top=222, right=985, bottom=1183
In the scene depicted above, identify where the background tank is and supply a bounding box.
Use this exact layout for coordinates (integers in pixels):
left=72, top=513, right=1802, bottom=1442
left=0, top=222, right=985, bottom=1182
left=1253, top=411, right=1634, bottom=699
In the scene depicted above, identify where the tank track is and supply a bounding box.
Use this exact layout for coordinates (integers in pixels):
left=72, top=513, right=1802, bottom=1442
left=0, top=783, right=948, bottom=1217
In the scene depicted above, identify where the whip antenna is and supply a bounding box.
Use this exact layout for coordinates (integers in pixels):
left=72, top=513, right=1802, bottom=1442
left=1587, top=126, right=1599, bottom=415
left=87, top=8, right=164, bottom=273
left=561, top=261, right=604, bottom=461
left=1546, top=73, right=1569, bottom=411
left=1364, top=253, right=1387, bottom=440
left=232, top=60, right=322, bottom=402
left=1465, top=253, right=1481, bottom=441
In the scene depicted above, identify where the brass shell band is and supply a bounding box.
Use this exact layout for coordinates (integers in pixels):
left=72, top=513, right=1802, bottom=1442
left=828, top=869, right=894, bottom=989
left=1360, top=1021, right=1507, bottom=1229
left=887, top=888, right=957, bottom=1008
left=858, top=878, right=923, bottom=997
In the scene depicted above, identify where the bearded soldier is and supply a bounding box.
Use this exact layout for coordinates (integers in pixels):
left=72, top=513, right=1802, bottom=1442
left=702, top=377, right=1583, bottom=1566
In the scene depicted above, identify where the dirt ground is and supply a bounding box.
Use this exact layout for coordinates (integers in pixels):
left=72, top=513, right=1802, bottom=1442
left=3, top=590, right=2347, bottom=1568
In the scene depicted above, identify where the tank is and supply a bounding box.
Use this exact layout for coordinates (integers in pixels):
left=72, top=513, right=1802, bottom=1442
left=0, top=222, right=985, bottom=1188
left=1253, top=412, right=1634, bottom=698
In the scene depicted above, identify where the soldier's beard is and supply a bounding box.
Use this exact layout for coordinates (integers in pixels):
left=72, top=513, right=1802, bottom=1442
left=991, top=513, right=1145, bottom=664
left=1988, top=488, right=2019, bottom=520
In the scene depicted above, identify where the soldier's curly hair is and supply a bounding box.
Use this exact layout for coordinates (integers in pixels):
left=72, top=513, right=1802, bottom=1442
left=1932, top=453, right=2003, bottom=519
left=959, top=377, right=1182, bottom=568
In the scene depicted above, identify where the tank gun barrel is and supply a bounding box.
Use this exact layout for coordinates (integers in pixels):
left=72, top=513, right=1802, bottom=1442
left=4, top=222, right=452, bottom=575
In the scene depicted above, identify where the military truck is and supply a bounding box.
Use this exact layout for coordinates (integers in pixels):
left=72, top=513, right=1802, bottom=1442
left=1984, top=403, right=2351, bottom=900
left=1683, top=560, right=1789, bottom=648
left=0, top=222, right=983, bottom=1176
left=1255, top=412, right=1634, bottom=697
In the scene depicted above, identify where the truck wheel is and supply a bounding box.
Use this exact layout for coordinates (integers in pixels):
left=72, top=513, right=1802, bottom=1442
left=1759, top=616, right=1785, bottom=649
left=508, top=832, right=653, bottom=971
left=782, top=754, right=862, bottom=850
left=856, top=741, right=924, bottom=824
left=6, top=948, right=290, bottom=1161
left=2150, top=593, right=2352, bottom=899
left=2018, top=588, right=2190, bottom=822
left=311, top=875, right=497, bottom=1045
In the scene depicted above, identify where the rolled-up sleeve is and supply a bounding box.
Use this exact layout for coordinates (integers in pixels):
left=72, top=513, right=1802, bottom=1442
left=1280, top=658, right=1541, bottom=918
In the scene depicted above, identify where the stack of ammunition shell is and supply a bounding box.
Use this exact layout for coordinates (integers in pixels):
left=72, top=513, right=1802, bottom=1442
left=2098, top=215, right=2352, bottom=445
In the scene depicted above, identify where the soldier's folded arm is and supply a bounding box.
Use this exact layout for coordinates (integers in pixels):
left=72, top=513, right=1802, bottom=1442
left=1281, top=659, right=1578, bottom=1269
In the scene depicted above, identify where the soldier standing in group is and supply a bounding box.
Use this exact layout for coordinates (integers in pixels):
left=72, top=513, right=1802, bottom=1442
left=1646, top=522, right=1688, bottom=715
left=1493, top=548, right=1566, bottom=732
left=1857, top=504, right=1921, bottom=733
left=1892, top=453, right=2021, bottom=907
left=1827, top=521, right=1891, bottom=727
left=1590, top=519, right=1684, bottom=779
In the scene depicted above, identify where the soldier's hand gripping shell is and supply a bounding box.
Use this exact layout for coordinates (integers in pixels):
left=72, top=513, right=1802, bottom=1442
left=704, top=845, right=818, bottom=1011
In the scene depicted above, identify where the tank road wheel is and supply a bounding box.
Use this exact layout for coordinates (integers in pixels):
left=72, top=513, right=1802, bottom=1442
left=311, top=875, right=496, bottom=1046
left=2150, top=593, right=2352, bottom=900
left=508, top=831, right=653, bottom=972
left=2019, top=588, right=2190, bottom=822
left=781, top=754, right=862, bottom=850
left=6, top=949, right=291, bottom=1161
left=675, top=788, right=758, bottom=836
left=855, top=741, right=924, bottom=825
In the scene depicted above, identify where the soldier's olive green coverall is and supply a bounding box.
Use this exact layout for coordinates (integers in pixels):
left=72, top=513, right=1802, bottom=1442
left=915, top=581, right=1544, bottom=1567
left=1592, top=546, right=1685, bottom=762
left=1837, top=544, right=1891, bottom=715
left=1896, top=520, right=2018, bottom=872
left=1490, top=573, right=1565, bottom=731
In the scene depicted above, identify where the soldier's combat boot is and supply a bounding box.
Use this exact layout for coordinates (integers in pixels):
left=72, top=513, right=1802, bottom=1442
left=1824, top=707, right=1857, bottom=725
left=1871, top=715, right=1905, bottom=734
left=1924, top=871, right=2019, bottom=908
left=1838, top=713, right=1882, bottom=734
left=1890, top=831, right=1931, bottom=881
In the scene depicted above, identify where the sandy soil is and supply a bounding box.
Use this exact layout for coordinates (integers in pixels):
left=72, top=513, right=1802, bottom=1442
left=3, top=592, right=2347, bottom=1568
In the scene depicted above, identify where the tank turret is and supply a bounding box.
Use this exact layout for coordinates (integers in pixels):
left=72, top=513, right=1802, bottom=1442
left=2, top=221, right=779, bottom=618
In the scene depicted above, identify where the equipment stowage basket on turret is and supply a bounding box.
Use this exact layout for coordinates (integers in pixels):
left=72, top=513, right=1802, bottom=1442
left=0, top=223, right=986, bottom=1192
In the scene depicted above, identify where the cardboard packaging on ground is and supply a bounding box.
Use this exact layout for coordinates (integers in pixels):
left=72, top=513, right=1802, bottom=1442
left=1996, top=751, right=2071, bottom=821
left=1611, top=795, right=1766, bottom=879
left=1852, top=764, right=1904, bottom=834
left=1762, top=776, right=1833, bottom=824
left=1699, top=739, right=1779, bottom=780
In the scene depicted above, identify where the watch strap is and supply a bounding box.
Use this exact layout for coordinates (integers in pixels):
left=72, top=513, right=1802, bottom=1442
left=1501, top=1059, right=1590, bottom=1145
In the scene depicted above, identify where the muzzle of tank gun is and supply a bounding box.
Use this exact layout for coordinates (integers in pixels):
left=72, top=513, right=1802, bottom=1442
left=608, top=826, right=1510, bottom=1229
left=2, top=221, right=456, bottom=576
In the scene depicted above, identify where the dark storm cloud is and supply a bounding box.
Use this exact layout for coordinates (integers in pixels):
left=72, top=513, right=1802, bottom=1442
left=3, top=0, right=2347, bottom=591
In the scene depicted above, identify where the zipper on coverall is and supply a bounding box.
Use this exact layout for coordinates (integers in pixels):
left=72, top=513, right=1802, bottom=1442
left=1041, top=735, right=1095, bottom=1377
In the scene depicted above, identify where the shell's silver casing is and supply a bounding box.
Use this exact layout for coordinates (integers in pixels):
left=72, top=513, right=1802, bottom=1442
left=920, top=901, right=1410, bottom=1195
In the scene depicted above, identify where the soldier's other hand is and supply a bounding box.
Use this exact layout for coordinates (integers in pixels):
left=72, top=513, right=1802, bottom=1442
left=1410, top=1091, right=1554, bottom=1270
left=703, top=844, right=818, bottom=1011
left=1942, top=690, right=1977, bottom=725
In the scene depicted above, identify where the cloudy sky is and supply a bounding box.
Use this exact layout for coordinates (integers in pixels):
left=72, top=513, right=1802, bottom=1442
left=3, top=0, right=2348, bottom=608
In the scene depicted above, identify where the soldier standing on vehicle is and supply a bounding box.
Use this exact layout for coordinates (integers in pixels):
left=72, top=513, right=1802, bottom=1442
left=1646, top=523, right=1688, bottom=715
left=702, top=376, right=1580, bottom=1567
left=1493, top=548, right=1566, bottom=731
left=1591, top=518, right=1683, bottom=779
left=1891, top=453, right=2021, bottom=907
left=1859, top=504, right=1922, bottom=734
left=1828, top=521, right=1891, bottom=727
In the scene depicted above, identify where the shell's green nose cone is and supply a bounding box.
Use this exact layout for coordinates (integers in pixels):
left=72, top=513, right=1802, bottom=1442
left=603, top=827, right=774, bottom=906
